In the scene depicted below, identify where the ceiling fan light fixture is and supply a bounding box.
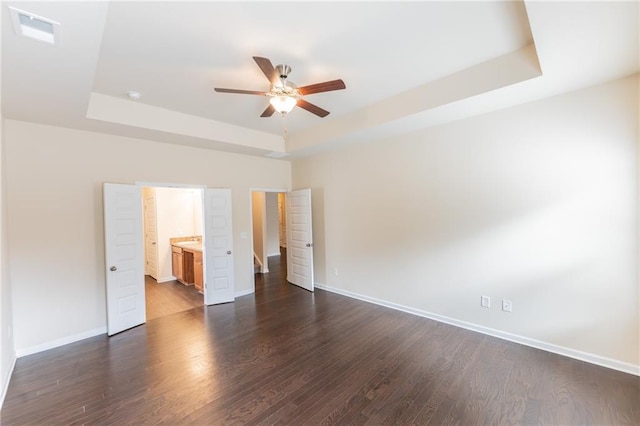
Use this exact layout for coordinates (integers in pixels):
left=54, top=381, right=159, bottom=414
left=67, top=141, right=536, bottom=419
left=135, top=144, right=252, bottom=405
left=269, top=95, right=297, bottom=114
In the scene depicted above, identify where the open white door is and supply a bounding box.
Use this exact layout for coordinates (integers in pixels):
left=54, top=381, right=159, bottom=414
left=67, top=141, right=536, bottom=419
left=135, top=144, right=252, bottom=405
left=203, top=188, right=235, bottom=305
left=104, top=183, right=145, bottom=336
left=286, top=189, right=314, bottom=292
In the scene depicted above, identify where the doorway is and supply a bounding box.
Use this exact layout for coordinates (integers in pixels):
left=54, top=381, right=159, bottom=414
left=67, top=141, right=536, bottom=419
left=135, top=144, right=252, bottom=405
left=251, top=190, right=287, bottom=291
left=104, top=183, right=235, bottom=335
left=249, top=188, right=315, bottom=293
left=142, top=186, right=204, bottom=320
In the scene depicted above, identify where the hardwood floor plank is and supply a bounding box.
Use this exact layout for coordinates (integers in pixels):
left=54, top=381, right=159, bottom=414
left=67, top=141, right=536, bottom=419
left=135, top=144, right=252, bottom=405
left=2, top=253, right=639, bottom=425
left=144, top=275, right=203, bottom=321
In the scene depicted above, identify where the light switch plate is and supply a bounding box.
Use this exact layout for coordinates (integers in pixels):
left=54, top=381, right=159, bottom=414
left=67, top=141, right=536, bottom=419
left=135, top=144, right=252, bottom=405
left=481, top=296, right=490, bottom=308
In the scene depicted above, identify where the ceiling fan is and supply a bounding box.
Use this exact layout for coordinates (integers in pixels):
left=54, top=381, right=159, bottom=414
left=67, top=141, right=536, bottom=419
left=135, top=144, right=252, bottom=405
left=214, top=56, right=346, bottom=118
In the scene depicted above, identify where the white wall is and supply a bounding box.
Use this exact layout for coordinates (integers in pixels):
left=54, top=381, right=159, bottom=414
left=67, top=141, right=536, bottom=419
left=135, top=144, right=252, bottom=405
left=193, top=190, right=203, bottom=236
left=265, top=192, right=280, bottom=256
left=1, top=113, right=16, bottom=406
left=251, top=192, right=267, bottom=271
left=5, top=120, right=290, bottom=353
left=0, top=26, right=15, bottom=404
left=155, top=187, right=200, bottom=281
left=292, top=75, right=639, bottom=371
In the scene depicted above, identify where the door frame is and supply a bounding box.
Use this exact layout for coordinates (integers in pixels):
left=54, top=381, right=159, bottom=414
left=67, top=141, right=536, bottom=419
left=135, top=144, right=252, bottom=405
left=249, top=187, right=289, bottom=294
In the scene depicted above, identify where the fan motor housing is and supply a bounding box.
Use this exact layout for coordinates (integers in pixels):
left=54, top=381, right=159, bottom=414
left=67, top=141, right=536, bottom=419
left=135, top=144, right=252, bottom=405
left=275, top=64, right=291, bottom=79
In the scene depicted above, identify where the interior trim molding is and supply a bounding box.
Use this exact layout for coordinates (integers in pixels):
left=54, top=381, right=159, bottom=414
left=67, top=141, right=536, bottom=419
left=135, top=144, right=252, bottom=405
left=315, top=283, right=640, bottom=377
left=15, top=327, right=107, bottom=358
left=0, top=354, right=17, bottom=410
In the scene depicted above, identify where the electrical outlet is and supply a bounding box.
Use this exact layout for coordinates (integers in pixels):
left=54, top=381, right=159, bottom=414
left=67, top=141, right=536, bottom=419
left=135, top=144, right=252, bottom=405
left=481, top=296, right=490, bottom=308
left=332, top=267, right=339, bottom=276
left=502, top=299, right=513, bottom=312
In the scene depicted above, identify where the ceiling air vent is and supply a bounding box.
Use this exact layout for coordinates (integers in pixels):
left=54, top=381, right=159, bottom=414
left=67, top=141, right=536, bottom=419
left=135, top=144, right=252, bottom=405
left=9, top=6, right=60, bottom=45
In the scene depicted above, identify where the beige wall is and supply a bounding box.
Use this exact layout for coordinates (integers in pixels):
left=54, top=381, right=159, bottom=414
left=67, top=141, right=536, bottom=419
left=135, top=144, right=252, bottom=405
left=5, top=120, right=290, bottom=353
left=265, top=192, right=280, bottom=256
left=251, top=192, right=266, bottom=270
left=292, top=75, right=639, bottom=369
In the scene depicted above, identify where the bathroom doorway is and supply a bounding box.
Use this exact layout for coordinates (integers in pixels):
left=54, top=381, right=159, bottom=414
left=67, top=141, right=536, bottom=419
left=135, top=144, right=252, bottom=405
left=142, top=186, right=204, bottom=320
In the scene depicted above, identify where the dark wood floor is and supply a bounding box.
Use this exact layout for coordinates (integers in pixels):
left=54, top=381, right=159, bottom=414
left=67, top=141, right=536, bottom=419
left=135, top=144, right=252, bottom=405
left=3, top=254, right=639, bottom=425
left=145, top=275, right=203, bottom=321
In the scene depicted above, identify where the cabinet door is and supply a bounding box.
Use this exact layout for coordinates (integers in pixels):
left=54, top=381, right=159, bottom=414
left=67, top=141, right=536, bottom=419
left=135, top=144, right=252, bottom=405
left=183, top=251, right=194, bottom=284
left=172, top=252, right=183, bottom=282
left=194, top=253, right=203, bottom=292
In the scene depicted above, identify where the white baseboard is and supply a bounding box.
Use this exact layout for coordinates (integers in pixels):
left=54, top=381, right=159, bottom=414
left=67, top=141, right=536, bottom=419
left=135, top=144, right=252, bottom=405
left=0, top=354, right=17, bottom=410
left=156, top=276, right=176, bottom=283
left=267, top=252, right=281, bottom=257
left=235, top=288, right=254, bottom=298
left=15, top=327, right=107, bottom=358
left=315, top=283, right=640, bottom=377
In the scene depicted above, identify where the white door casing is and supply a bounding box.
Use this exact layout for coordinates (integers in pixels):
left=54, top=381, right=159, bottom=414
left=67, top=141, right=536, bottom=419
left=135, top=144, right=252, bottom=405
left=104, top=183, right=146, bottom=335
left=204, top=188, right=235, bottom=305
left=286, top=189, right=314, bottom=292
left=143, top=195, right=158, bottom=279
left=278, top=193, right=287, bottom=248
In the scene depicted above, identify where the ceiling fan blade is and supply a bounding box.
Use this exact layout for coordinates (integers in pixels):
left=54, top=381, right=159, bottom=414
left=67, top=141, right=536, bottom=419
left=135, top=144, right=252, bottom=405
left=261, top=104, right=276, bottom=117
left=297, top=99, right=330, bottom=117
left=298, top=79, right=346, bottom=96
left=214, top=88, right=268, bottom=95
left=253, top=56, right=279, bottom=85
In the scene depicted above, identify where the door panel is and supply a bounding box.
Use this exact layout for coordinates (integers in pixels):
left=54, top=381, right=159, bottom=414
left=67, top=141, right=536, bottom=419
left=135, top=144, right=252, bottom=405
left=104, top=183, right=145, bottom=335
left=203, top=189, right=235, bottom=305
left=143, top=195, right=158, bottom=279
left=286, top=189, right=314, bottom=292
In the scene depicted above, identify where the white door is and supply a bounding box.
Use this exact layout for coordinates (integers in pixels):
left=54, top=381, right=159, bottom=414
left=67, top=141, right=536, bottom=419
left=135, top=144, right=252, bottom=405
left=143, top=195, right=158, bottom=279
left=286, top=189, right=314, bottom=292
left=104, top=183, right=146, bottom=335
left=203, top=188, right=235, bottom=305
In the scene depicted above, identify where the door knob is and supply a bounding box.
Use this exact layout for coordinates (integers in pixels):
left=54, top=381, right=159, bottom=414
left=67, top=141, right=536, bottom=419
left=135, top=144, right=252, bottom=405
left=306, top=243, right=313, bottom=247
left=110, top=266, right=117, bottom=271
left=227, top=250, right=232, bottom=255
left=151, top=242, right=156, bottom=245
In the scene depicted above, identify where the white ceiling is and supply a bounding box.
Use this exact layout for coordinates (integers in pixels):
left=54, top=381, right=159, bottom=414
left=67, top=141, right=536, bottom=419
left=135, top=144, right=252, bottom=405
left=1, top=1, right=638, bottom=158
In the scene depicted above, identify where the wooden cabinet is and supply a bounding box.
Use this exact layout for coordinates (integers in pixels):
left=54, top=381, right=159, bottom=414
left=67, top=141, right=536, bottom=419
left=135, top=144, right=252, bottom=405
left=193, top=251, right=203, bottom=292
left=171, top=240, right=203, bottom=289
left=183, top=251, right=194, bottom=285
left=171, top=246, right=184, bottom=283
